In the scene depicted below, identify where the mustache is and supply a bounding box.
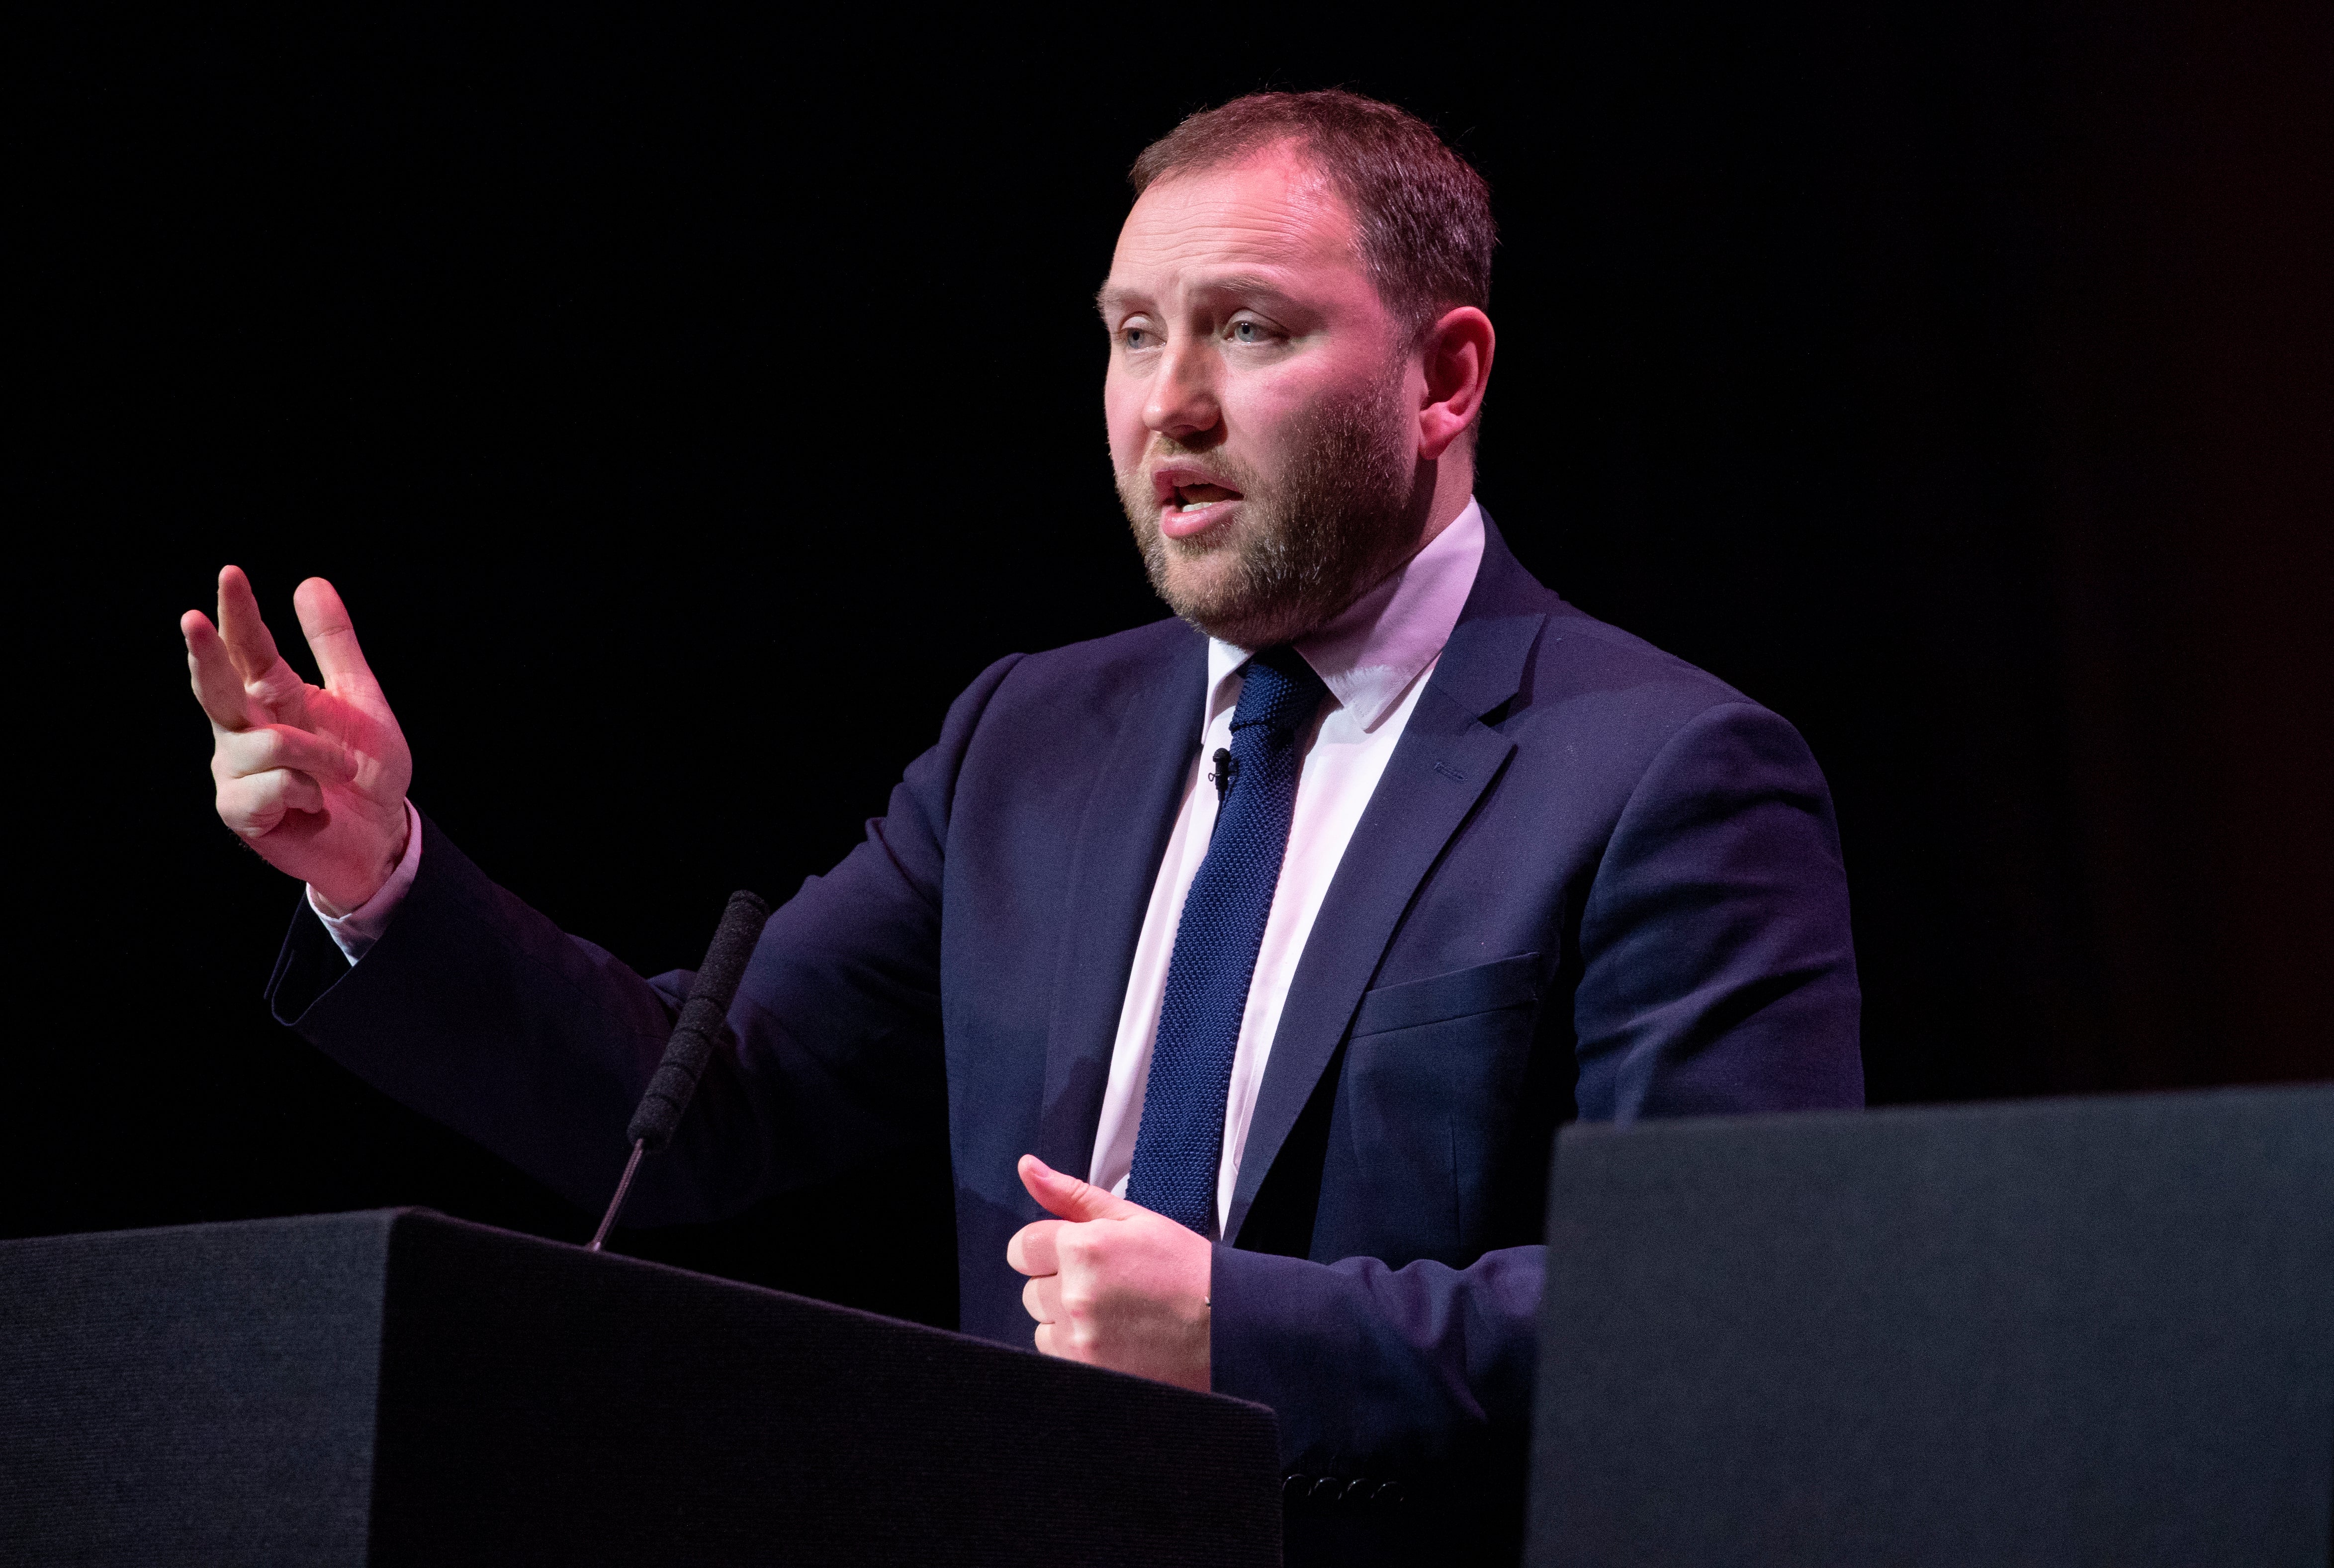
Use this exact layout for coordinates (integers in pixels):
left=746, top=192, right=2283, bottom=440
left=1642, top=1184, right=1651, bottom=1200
left=1124, top=441, right=1257, bottom=494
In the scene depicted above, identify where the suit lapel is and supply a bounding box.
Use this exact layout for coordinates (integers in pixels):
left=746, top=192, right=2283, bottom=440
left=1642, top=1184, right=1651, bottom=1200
left=1034, top=632, right=1210, bottom=1180
left=1223, top=603, right=1546, bottom=1244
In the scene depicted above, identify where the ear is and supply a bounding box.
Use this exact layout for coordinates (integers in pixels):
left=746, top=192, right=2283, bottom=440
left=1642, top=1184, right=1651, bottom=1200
left=1416, top=306, right=1496, bottom=462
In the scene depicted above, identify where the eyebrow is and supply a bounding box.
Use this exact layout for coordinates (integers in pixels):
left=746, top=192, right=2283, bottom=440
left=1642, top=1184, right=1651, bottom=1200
left=1095, top=272, right=1303, bottom=320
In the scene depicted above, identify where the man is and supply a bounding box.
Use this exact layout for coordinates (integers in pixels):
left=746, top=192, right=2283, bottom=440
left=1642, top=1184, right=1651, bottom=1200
left=183, top=91, right=1861, bottom=1562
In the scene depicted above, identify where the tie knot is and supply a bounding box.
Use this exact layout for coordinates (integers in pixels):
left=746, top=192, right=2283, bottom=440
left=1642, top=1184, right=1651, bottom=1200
left=1230, top=646, right=1327, bottom=736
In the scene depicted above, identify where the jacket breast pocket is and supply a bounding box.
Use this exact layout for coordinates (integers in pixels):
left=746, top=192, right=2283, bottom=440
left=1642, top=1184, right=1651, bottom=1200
left=1350, top=951, right=1543, bottom=1039
left=1329, top=954, right=1544, bottom=1267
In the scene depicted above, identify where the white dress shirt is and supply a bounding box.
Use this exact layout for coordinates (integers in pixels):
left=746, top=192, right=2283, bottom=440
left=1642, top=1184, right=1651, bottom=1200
left=1087, top=501, right=1485, bottom=1233
left=315, top=500, right=1490, bottom=1240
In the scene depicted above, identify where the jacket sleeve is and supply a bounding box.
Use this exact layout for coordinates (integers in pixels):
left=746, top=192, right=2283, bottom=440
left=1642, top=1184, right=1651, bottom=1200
left=1210, top=698, right=1863, bottom=1509
left=267, top=653, right=1025, bottom=1224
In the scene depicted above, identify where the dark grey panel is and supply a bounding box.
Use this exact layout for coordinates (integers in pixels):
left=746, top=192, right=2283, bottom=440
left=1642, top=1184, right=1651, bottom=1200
left=1531, top=1086, right=2334, bottom=1567
left=367, top=1210, right=1282, bottom=1566
left=0, top=1212, right=392, bottom=1568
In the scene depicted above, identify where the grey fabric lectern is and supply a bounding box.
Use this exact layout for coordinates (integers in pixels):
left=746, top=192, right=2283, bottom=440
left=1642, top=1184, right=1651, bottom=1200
left=0, top=1209, right=1281, bottom=1567
left=1530, top=1084, right=2334, bottom=1567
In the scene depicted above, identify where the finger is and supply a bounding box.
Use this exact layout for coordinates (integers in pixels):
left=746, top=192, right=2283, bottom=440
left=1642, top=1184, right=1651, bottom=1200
left=215, top=723, right=359, bottom=784
left=1033, top=1320, right=1092, bottom=1363
left=216, top=768, right=323, bottom=837
left=274, top=769, right=325, bottom=815
left=1006, top=1219, right=1063, bottom=1278
left=1021, top=1273, right=1064, bottom=1325
left=183, top=610, right=253, bottom=730
left=215, top=565, right=287, bottom=684
left=292, top=576, right=377, bottom=693
left=1018, top=1154, right=1142, bottom=1223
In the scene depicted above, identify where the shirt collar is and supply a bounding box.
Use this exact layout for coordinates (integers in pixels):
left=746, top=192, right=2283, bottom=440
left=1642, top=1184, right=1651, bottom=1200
left=1206, top=497, right=1487, bottom=733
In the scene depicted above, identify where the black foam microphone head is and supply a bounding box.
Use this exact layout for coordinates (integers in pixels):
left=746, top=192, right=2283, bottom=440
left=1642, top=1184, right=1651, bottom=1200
left=626, top=889, right=772, bottom=1150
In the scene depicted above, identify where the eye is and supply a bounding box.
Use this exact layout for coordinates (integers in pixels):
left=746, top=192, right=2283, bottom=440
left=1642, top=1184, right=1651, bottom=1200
left=1229, top=319, right=1269, bottom=345
left=1120, top=323, right=1157, bottom=350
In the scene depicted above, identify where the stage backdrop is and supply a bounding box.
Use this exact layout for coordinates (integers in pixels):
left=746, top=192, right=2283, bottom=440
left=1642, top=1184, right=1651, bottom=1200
left=14, top=0, right=2328, bottom=1321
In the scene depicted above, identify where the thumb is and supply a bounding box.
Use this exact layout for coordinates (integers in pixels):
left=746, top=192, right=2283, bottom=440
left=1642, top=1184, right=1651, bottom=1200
left=293, top=576, right=379, bottom=694
left=1018, top=1154, right=1142, bottom=1222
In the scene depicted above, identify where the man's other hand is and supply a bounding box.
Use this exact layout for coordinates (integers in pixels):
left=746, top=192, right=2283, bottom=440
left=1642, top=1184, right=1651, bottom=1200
left=1005, top=1154, right=1212, bottom=1392
left=182, top=566, right=413, bottom=913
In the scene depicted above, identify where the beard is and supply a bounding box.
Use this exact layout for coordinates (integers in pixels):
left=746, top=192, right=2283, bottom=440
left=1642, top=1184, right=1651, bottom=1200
left=1119, top=374, right=1432, bottom=649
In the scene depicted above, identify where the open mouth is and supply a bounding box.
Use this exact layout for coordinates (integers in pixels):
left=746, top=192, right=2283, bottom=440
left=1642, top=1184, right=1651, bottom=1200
left=1170, top=482, right=1241, bottom=512
left=1149, top=466, right=1245, bottom=537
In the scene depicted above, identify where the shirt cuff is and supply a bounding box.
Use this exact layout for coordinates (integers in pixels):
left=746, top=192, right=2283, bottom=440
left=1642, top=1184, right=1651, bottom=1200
left=307, top=799, right=423, bottom=965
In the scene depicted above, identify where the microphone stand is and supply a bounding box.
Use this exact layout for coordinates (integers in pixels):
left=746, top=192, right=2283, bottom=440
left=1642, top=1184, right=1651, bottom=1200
left=587, top=1143, right=648, bottom=1253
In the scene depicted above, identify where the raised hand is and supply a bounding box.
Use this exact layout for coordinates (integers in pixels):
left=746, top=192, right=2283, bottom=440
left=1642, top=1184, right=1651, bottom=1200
left=182, top=566, right=413, bottom=913
left=1005, top=1154, right=1213, bottom=1391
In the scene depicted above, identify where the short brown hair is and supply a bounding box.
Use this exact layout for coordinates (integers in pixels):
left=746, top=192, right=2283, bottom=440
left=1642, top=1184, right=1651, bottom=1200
left=1129, top=89, right=1496, bottom=343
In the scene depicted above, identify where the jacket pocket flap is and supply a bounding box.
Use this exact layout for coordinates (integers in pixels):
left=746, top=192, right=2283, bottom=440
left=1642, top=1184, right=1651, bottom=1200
left=1351, top=952, right=1541, bottom=1038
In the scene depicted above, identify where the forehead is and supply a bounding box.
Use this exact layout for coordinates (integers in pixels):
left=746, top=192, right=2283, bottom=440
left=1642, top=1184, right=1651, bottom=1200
left=1105, top=147, right=1364, bottom=300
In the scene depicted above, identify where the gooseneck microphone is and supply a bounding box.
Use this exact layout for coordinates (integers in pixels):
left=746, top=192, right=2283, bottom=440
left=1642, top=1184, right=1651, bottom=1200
left=586, top=888, right=773, bottom=1252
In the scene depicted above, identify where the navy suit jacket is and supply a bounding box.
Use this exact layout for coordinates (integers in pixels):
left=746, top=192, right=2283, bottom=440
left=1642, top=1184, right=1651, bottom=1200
left=269, top=517, right=1862, bottom=1559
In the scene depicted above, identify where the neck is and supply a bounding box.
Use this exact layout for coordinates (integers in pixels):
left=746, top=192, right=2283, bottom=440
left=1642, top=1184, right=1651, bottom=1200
left=1257, top=461, right=1474, bottom=653
left=1410, top=444, right=1477, bottom=559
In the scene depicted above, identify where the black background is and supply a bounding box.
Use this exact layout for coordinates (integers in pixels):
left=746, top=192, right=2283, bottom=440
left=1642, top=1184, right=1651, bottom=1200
left=15, top=2, right=2329, bottom=1327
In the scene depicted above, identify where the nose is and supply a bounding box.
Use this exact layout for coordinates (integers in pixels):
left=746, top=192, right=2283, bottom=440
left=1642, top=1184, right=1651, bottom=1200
left=1144, top=334, right=1220, bottom=443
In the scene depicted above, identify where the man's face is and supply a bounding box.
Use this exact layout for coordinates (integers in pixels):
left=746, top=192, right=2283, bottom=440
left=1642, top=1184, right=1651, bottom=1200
left=1100, top=146, right=1432, bottom=649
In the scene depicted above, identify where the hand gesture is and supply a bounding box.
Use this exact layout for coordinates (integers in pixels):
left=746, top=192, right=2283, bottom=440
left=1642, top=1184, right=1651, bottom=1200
left=182, top=566, right=413, bottom=913
left=1005, top=1154, right=1213, bottom=1391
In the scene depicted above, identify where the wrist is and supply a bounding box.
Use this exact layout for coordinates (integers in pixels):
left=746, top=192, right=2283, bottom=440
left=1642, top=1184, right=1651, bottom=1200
left=311, top=802, right=412, bottom=917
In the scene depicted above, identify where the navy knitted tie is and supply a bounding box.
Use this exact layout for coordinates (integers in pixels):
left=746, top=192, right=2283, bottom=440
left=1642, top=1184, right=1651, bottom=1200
left=1126, top=646, right=1328, bottom=1235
